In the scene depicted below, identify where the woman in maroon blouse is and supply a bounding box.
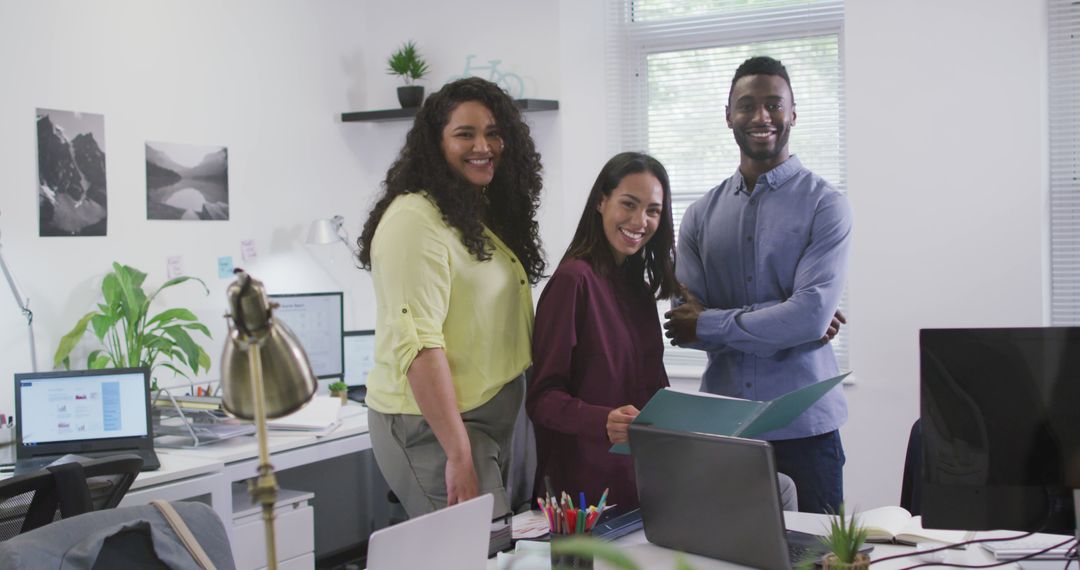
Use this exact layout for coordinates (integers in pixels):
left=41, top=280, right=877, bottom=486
left=527, top=152, right=677, bottom=509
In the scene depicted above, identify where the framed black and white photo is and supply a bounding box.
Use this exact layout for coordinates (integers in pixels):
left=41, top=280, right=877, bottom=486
left=145, top=141, right=229, bottom=221
left=36, top=108, right=107, bottom=237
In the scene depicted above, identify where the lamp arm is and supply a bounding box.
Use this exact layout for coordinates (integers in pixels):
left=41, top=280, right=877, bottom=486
left=336, top=225, right=359, bottom=255
left=0, top=243, right=37, bottom=372
left=0, top=245, right=30, bottom=316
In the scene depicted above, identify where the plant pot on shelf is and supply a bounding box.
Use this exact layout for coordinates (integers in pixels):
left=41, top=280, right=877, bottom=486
left=821, top=553, right=871, bottom=570
left=397, top=85, right=424, bottom=108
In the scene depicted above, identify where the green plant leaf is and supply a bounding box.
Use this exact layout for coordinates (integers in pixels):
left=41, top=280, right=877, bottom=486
left=183, top=322, right=212, bottom=338
left=164, top=326, right=201, bottom=375
left=90, top=313, right=116, bottom=342
left=146, top=275, right=209, bottom=306
left=53, top=311, right=97, bottom=368
left=197, top=347, right=211, bottom=371
left=147, top=307, right=199, bottom=327
left=114, top=263, right=148, bottom=330
left=386, top=40, right=427, bottom=83
left=88, top=352, right=112, bottom=369
left=159, top=362, right=187, bottom=379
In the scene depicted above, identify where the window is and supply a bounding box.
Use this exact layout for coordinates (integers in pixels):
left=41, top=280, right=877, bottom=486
left=606, top=0, right=848, bottom=371
left=1049, top=0, right=1080, bottom=324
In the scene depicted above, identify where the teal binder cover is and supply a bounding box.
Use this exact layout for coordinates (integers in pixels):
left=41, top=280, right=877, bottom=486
left=610, top=372, right=850, bottom=454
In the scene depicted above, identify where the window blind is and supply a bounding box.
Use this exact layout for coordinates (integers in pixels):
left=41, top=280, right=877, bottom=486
left=606, top=0, right=848, bottom=371
left=1050, top=0, right=1080, bottom=324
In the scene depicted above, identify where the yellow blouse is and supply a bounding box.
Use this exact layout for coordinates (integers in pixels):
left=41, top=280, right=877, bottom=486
left=366, top=193, right=533, bottom=415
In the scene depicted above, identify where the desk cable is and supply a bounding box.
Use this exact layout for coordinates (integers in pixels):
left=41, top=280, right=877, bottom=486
left=869, top=533, right=1076, bottom=570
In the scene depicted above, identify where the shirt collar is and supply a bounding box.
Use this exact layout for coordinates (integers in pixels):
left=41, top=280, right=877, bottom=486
left=732, top=154, right=803, bottom=194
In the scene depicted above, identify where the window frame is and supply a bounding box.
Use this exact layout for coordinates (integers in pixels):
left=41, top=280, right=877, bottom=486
left=606, top=0, right=849, bottom=374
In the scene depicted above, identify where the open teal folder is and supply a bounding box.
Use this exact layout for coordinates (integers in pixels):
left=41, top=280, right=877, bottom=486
left=610, top=371, right=850, bottom=454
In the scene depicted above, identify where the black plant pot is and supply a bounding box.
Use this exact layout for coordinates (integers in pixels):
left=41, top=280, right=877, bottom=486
left=397, top=85, right=424, bottom=108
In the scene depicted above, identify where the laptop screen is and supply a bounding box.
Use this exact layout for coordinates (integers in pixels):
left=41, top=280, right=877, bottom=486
left=15, top=368, right=151, bottom=451
left=343, top=330, right=375, bottom=388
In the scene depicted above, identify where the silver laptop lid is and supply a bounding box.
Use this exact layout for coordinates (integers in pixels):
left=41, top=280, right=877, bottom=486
left=14, top=367, right=154, bottom=459
left=366, top=493, right=493, bottom=570
left=629, top=424, right=791, bottom=570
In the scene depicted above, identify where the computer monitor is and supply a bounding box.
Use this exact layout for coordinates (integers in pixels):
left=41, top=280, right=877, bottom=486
left=267, top=291, right=344, bottom=380
left=343, top=330, right=375, bottom=388
left=920, top=327, right=1080, bottom=534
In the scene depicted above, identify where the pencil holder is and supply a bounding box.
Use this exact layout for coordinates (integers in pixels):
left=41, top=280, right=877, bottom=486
left=550, top=532, right=593, bottom=569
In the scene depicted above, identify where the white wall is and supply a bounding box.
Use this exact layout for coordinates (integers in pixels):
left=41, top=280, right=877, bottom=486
left=0, top=0, right=563, bottom=415
left=0, top=0, right=1054, bottom=513
left=843, top=0, right=1048, bottom=508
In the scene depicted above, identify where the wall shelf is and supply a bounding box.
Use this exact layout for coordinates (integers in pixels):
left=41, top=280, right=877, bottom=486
left=341, top=99, right=559, bottom=123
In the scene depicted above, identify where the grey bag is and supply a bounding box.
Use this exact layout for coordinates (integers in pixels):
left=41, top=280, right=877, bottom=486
left=0, top=500, right=235, bottom=570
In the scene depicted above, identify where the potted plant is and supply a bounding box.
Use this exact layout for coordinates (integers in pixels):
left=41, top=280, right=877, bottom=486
left=386, top=40, right=430, bottom=108
left=53, top=262, right=213, bottom=391
left=818, top=504, right=870, bottom=569
left=328, top=381, right=349, bottom=404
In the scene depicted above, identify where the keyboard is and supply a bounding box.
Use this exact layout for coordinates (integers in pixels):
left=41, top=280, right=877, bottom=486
left=592, top=508, right=643, bottom=542
left=983, top=535, right=1076, bottom=559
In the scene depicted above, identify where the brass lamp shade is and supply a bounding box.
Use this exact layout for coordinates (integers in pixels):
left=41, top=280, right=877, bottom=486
left=220, top=270, right=317, bottom=420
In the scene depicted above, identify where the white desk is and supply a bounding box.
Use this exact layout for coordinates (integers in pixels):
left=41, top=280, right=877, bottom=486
left=121, top=404, right=370, bottom=559
left=496, top=512, right=1017, bottom=569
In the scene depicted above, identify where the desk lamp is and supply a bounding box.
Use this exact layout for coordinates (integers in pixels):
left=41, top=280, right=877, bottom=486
left=220, top=269, right=317, bottom=570
left=0, top=214, right=37, bottom=372
left=306, top=215, right=358, bottom=254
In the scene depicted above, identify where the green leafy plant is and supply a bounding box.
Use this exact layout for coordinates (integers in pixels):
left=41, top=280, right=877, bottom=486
left=53, top=262, right=212, bottom=388
left=386, top=40, right=430, bottom=85
left=328, top=381, right=349, bottom=393
left=818, top=504, right=869, bottom=566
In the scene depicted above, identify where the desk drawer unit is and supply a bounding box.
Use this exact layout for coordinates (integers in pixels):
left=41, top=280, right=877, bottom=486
left=233, top=487, right=315, bottom=570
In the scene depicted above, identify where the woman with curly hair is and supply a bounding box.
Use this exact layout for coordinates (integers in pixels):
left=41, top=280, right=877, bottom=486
left=357, top=77, right=545, bottom=519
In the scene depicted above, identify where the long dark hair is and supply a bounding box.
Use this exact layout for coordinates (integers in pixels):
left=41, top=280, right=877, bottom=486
left=563, top=152, right=676, bottom=300
left=356, top=77, right=546, bottom=284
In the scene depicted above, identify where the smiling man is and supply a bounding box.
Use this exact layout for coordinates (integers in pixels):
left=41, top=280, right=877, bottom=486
left=663, top=56, right=853, bottom=514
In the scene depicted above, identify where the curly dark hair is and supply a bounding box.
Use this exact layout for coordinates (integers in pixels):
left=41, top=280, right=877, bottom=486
left=563, top=152, right=677, bottom=300
left=356, top=77, right=546, bottom=284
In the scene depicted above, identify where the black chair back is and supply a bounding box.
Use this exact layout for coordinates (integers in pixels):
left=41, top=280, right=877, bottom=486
left=0, top=454, right=143, bottom=541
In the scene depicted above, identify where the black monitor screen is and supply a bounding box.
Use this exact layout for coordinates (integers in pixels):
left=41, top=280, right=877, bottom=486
left=268, top=292, right=344, bottom=380
left=920, top=327, right=1080, bottom=533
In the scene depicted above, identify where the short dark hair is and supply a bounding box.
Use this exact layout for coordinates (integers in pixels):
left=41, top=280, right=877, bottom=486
left=728, top=56, right=794, bottom=105
left=562, top=152, right=677, bottom=300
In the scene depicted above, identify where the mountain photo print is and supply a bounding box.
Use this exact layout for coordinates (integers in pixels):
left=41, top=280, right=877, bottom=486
left=145, top=141, right=229, bottom=221
left=36, top=108, right=108, bottom=237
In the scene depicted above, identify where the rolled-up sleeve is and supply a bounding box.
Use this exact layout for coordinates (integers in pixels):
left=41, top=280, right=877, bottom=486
left=371, top=204, right=450, bottom=377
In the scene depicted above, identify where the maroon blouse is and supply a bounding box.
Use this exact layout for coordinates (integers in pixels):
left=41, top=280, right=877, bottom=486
left=526, top=259, right=669, bottom=510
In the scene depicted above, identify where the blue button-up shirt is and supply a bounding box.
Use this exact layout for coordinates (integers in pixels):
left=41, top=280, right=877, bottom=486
left=676, top=156, right=852, bottom=440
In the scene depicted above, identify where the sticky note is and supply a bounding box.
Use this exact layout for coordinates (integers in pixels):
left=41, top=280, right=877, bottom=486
left=241, top=239, right=257, bottom=263
left=218, top=256, right=234, bottom=278
left=166, top=256, right=184, bottom=279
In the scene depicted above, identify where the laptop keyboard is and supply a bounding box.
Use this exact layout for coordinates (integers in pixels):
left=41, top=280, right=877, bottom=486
left=789, top=542, right=820, bottom=563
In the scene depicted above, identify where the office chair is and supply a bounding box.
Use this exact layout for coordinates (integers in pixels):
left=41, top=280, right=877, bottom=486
left=900, top=418, right=922, bottom=515
left=0, top=454, right=143, bottom=541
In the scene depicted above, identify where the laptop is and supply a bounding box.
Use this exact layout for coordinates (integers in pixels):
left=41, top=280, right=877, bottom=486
left=366, top=493, right=493, bottom=570
left=629, top=424, right=868, bottom=570
left=13, top=368, right=161, bottom=475
left=343, top=329, right=375, bottom=403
